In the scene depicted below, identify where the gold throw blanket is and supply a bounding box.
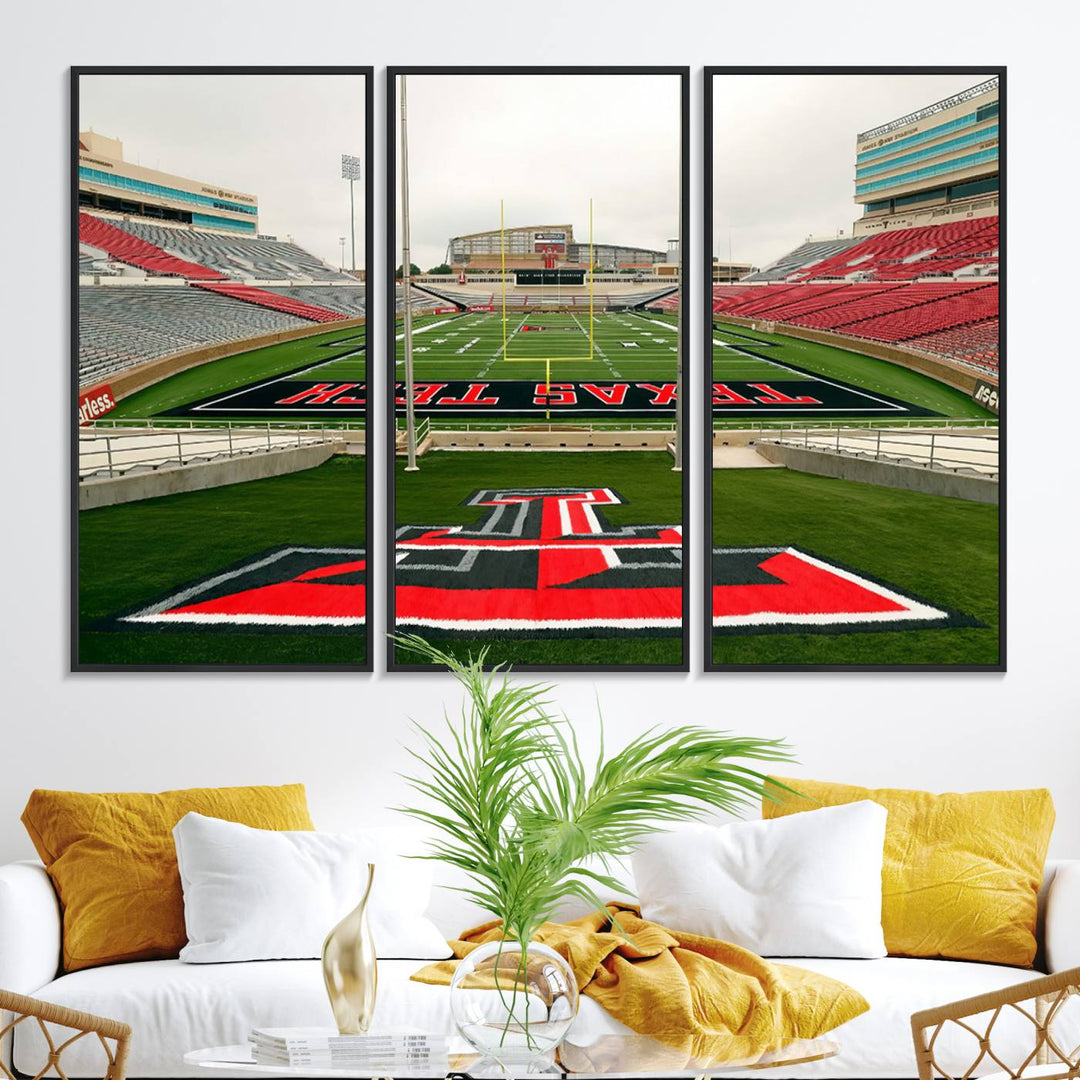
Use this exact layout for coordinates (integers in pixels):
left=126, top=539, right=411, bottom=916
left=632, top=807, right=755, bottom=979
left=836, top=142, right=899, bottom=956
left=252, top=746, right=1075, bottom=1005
left=412, top=904, right=869, bottom=1067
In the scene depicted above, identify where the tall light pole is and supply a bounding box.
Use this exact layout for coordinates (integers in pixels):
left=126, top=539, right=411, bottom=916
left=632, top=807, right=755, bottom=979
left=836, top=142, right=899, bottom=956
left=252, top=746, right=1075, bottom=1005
left=341, top=153, right=361, bottom=274
left=400, top=75, right=418, bottom=472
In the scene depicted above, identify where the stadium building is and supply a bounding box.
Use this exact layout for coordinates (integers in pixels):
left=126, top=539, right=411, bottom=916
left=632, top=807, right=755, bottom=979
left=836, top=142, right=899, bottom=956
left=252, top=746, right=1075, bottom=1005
left=854, top=78, right=999, bottom=235
left=78, top=131, right=259, bottom=235
left=446, top=224, right=665, bottom=271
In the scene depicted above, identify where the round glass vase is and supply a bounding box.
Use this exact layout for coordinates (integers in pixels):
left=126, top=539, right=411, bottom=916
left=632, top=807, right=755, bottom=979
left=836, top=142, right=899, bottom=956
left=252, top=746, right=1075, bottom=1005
left=449, top=939, right=579, bottom=1069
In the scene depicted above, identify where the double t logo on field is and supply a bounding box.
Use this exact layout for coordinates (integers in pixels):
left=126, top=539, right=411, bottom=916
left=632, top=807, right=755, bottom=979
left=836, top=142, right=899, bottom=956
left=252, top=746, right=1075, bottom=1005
left=103, top=487, right=974, bottom=639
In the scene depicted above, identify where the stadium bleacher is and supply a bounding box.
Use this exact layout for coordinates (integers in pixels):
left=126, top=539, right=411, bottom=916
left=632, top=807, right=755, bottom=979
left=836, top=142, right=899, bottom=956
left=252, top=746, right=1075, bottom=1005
left=91, top=217, right=355, bottom=282
left=743, top=237, right=865, bottom=282
left=417, top=283, right=676, bottom=310
left=77, top=210, right=369, bottom=386
left=707, top=279, right=999, bottom=369
left=908, top=318, right=999, bottom=373
left=79, top=213, right=226, bottom=280
left=266, top=286, right=367, bottom=319
left=78, top=286, right=310, bottom=385
left=783, top=218, right=998, bottom=282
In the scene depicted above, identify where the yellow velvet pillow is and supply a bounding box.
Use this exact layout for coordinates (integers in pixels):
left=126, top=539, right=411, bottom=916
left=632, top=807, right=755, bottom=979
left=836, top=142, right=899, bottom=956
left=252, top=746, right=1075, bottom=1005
left=763, top=778, right=1054, bottom=967
left=22, top=784, right=314, bottom=972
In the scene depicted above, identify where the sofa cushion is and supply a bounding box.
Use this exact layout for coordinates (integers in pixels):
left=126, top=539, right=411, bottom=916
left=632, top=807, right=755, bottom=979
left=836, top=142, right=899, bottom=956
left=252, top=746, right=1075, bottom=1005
left=764, top=778, right=1055, bottom=967
left=17, top=956, right=1078, bottom=1078
left=174, top=813, right=450, bottom=962
left=22, top=785, right=314, bottom=972
left=633, top=803, right=888, bottom=958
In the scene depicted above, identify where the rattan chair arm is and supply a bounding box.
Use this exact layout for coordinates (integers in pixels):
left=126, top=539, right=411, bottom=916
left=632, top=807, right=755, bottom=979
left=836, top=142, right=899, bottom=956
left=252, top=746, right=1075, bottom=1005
left=911, top=965, right=1080, bottom=1032
left=0, top=990, right=131, bottom=1043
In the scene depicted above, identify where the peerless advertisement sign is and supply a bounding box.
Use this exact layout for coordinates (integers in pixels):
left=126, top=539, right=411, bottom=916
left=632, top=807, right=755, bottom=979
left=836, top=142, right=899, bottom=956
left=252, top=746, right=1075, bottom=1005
left=78, top=384, right=117, bottom=425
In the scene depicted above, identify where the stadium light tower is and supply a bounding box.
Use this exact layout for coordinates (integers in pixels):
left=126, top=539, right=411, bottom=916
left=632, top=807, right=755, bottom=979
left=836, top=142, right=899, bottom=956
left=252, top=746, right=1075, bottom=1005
left=341, top=153, right=362, bottom=274
left=400, top=75, right=419, bottom=471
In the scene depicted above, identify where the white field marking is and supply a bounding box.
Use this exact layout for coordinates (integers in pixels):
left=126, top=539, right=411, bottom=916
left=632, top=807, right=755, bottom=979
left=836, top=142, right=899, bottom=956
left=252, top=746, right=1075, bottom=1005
left=127, top=613, right=365, bottom=627
left=482, top=313, right=530, bottom=374
left=454, top=337, right=481, bottom=355
left=393, top=317, right=458, bottom=342
left=710, top=335, right=907, bottom=412
left=399, top=617, right=680, bottom=630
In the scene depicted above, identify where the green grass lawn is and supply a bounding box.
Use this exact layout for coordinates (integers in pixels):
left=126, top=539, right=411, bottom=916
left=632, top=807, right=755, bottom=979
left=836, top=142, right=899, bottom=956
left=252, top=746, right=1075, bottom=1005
left=401, top=310, right=677, bottom=381
left=713, top=321, right=993, bottom=419
left=108, top=326, right=366, bottom=421
left=78, top=456, right=366, bottom=667
left=393, top=450, right=684, bottom=668
left=711, top=469, right=999, bottom=666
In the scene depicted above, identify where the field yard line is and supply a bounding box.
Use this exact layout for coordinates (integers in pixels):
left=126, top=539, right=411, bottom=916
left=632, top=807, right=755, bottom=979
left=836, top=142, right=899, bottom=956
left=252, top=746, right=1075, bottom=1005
left=711, top=334, right=906, bottom=411
left=480, top=312, right=529, bottom=375
left=393, top=317, right=459, bottom=342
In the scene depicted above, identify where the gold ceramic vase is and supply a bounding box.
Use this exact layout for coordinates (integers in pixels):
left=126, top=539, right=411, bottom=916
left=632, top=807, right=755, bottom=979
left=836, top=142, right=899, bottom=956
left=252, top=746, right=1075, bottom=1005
left=322, top=863, right=377, bottom=1034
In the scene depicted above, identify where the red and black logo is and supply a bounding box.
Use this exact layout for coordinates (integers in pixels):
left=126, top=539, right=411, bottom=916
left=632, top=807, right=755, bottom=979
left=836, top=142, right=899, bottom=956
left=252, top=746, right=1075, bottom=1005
left=711, top=546, right=979, bottom=635
left=99, top=489, right=975, bottom=640
left=106, top=547, right=365, bottom=632
left=395, top=487, right=683, bottom=637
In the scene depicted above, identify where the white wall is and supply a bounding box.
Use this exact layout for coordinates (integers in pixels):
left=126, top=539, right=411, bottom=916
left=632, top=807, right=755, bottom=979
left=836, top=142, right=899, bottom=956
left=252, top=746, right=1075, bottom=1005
left=2, top=1, right=1077, bottom=867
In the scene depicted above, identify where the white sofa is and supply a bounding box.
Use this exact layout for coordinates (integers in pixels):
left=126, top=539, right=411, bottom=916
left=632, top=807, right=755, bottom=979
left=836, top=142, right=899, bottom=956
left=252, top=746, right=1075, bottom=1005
left=2, top=847, right=1078, bottom=1080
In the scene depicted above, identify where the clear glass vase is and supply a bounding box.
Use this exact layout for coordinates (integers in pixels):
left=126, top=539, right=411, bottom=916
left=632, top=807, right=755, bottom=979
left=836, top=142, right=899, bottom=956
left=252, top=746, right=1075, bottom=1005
left=449, top=939, right=579, bottom=1070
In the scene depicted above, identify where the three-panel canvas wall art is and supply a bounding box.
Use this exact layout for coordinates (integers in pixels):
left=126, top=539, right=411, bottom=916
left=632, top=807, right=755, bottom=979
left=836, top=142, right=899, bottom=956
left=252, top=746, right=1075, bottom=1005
left=73, top=67, right=1002, bottom=672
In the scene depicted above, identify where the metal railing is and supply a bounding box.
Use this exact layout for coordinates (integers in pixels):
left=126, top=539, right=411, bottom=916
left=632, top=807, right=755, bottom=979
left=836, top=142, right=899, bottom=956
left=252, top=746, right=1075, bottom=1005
left=82, top=417, right=365, bottom=433
left=79, top=425, right=344, bottom=480
left=400, top=418, right=679, bottom=434
left=713, top=416, right=998, bottom=433
left=759, top=426, right=998, bottom=477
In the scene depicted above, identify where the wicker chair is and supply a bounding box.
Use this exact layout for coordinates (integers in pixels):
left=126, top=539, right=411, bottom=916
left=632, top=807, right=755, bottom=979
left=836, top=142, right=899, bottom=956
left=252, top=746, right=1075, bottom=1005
left=911, top=966, right=1080, bottom=1080
left=0, top=990, right=131, bottom=1080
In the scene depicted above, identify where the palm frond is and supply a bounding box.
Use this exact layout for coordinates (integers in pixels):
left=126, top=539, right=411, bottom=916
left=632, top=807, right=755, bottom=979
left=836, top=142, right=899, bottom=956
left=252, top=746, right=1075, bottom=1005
left=394, top=636, right=794, bottom=943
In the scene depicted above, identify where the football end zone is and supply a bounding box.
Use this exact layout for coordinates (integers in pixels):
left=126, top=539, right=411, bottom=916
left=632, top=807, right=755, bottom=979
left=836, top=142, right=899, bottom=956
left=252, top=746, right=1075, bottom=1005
left=162, top=367, right=935, bottom=421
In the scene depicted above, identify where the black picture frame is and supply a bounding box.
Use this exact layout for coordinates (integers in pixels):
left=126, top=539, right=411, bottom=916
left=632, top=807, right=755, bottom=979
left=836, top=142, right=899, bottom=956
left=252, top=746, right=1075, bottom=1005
left=703, top=67, right=1005, bottom=672
left=71, top=66, right=375, bottom=672
left=386, top=66, right=691, bottom=673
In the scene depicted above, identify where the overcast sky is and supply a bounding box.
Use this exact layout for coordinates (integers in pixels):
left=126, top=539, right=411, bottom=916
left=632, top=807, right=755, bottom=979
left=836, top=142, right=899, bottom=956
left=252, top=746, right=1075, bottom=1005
left=394, top=74, right=680, bottom=270
left=713, top=73, right=993, bottom=269
left=80, top=73, right=366, bottom=269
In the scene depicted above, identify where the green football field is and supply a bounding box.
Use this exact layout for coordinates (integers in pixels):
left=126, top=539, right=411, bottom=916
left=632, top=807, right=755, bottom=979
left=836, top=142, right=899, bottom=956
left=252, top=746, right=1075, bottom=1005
left=106, top=325, right=366, bottom=422
left=393, top=450, right=683, bottom=669
left=399, top=309, right=677, bottom=381
left=712, top=320, right=995, bottom=420
left=78, top=457, right=366, bottom=667
left=711, top=469, right=999, bottom=667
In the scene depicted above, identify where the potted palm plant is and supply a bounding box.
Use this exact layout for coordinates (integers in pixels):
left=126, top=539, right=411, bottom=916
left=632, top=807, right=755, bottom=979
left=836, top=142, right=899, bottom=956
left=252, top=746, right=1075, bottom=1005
left=396, top=636, right=791, bottom=1067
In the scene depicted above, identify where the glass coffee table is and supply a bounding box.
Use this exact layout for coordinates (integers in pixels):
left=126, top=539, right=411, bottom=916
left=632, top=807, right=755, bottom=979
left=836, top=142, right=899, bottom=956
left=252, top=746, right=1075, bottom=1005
left=186, top=1032, right=838, bottom=1078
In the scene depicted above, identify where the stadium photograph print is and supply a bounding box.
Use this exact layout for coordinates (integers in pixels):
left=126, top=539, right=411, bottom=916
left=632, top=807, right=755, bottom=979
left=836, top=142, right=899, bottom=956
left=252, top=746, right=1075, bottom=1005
left=73, top=67, right=373, bottom=670
left=704, top=68, right=1002, bottom=670
left=387, top=67, right=690, bottom=671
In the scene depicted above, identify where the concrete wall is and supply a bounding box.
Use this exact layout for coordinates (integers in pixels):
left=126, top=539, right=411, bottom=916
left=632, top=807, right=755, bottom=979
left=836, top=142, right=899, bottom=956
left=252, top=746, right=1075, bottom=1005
left=719, top=315, right=995, bottom=396
left=106, top=318, right=365, bottom=402
left=79, top=442, right=339, bottom=509
left=757, top=441, right=999, bottom=504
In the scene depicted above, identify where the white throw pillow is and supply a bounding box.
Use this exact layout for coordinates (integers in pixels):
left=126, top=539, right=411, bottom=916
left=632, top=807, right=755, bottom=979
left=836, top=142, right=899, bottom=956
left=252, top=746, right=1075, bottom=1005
left=632, top=801, right=887, bottom=958
left=174, top=812, right=451, bottom=963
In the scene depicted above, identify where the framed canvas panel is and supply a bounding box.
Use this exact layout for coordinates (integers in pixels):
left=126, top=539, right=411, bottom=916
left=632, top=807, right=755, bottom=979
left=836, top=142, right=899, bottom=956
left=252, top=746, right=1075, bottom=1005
left=704, top=68, right=1004, bottom=671
left=387, top=67, right=690, bottom=672
left=72, top=67, right=374, bottom=670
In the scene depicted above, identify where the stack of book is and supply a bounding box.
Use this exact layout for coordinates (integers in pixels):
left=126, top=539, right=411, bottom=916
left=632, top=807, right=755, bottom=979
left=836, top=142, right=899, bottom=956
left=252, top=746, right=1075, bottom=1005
left=248, top=1028, right=449, bottom=1072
